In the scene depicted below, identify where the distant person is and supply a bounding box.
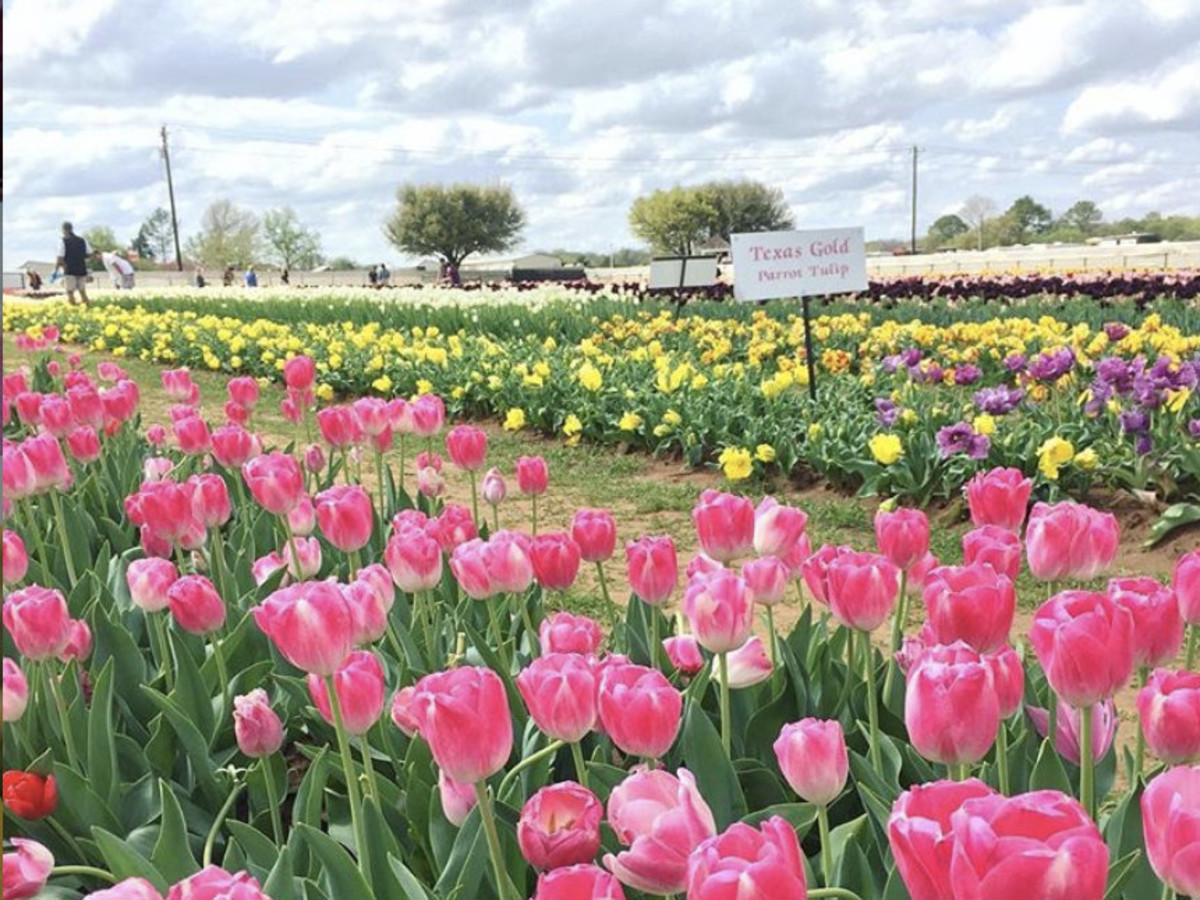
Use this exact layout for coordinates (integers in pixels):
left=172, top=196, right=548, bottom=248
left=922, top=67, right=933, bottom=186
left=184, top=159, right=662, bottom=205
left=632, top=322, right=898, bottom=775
left=280, top=265, right=290, bottom=286
left=377, top=263, right=390, bottom=286
left=55, top=221, right=96, bottom=305
left=438, top=260, right=449, bottom=284
left=448, top=262, right=461, bottom=287
left=101, top=251, right=136, bottom=289
left=223, top=265, right=235, bottom=287
left=368, top=265, right=378, bottom=288
left=195, top=267, right=207, bottom=288
left=244, top=265, right=258, bottom=287
left=26, top=269, right=43, bottom=291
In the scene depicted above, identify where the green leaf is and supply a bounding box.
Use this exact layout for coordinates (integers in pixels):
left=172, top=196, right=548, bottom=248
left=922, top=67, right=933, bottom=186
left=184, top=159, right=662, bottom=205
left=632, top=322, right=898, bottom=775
left=86, top=659, right=119, bottom=806
left=1029, top=738, right=1073, bottom=794
left=169, top=629, right=216, bottom=742
left=360, top=799, right=405, bottom=900
left=53, top=763, right=123, bottom=835
left=681, top=699, right=747, bottom=829
left=139, top=686, right=223, bottom=805
left=388, top=855, right=434, bottom=900
left=432, top=807, right=488, bottom=900
left=1144, top=502, right=1200, bottom=547
left=297, top=823, right=376, bottom=900
left=293, top=747, right=330, bottom=830
left=262, top=833, right=301, bottom=900
left=1104, top=849, right=1142, bottom=900
left=92, top=827, right=169, bottom=893
left=151, top=779, right=200, bottom=882
left=226, top=820, right=282, bottom=873
left=738, top=802, right=817, bottom=837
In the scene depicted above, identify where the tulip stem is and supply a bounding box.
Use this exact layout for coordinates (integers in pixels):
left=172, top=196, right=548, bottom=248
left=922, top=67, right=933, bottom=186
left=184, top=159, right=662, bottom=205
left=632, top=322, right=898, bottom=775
left=398, top=435, right=407, bottom=498
left=49, top=489, right=78, bottom=586
left=882, top=569, right=908, bottom=698
left=203, top=778, right=245, bottom=867
left=1160, top=880, right=1174, bottom=900
left=211, top=636, right=230, bottom=730
left=486, top=599, right=510, bottom=671
left=996, top=721, right=1010, bottom=795
left=1135, top=667, right=1148, bottom=778
left=360, top=736, right=382, bottom=805
left=374, top=447, right=388, bottom=519
left=260, top=757, right=284, bottom=845
left=492, top=505, right=500, bottom=532
left=719, top=651, right=732, bottom=757
left=596, top=561, right=616, bottom=619
left=51, top=866, right=118, bottom=884
left=153, top=614, right=175, bottom=693
left=817, top=804, right=833, bottom=887
left=469, top=470, right=480, bottom=527
left=862, top=631, right=883, bottom=779
left=45, top=664, right=81, bottom=770
left=518, top=592, right=539, bottom=658
left=571, top=741, right=589, bottom=789
left=531, top=495, right=538, bottom=536
left=1079, top=703, right=1095, bottom=820
left=498, top=739, right=566, bottom=800
left=649, top=606, right=660, bottom=669
left=474, top=781, right=521, bottom=900
left=386, top=620, right=407, bottom=667
left=19, top=500, right=51, bottom=583
left=766, top=605, right=779, bottom=669
left=807, top=889, right=864, bottom=900
left=1186, top=624, right=1197, bottom=670
left=327, top=675, right=372, bottom=877
left=210, top=527, right=233, bottom=607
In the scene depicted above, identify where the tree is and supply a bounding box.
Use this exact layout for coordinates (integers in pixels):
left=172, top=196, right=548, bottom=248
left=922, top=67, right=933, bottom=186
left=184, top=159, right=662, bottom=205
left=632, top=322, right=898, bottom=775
left=184, top=200, right=260, bottom=269
left=959, top=196, right=997, bottom=250
left=83, top=225, right=120, bottom=253
left=262, top=207, right=323, bottom=270
left=325, top=256, right=362, bottom=271
left=698, top=180, right=794, bottom=242
left=1002, top=195, right=1053, bottom=243
left=383, top=183, right=525, bottom=269
left=925, top=213, right=969, bottom=249
left=133, top=208, right=175, bottom=261
left=1056, top=200, right=1103, bottom=236
left=629, top=186, right=718, bottom=256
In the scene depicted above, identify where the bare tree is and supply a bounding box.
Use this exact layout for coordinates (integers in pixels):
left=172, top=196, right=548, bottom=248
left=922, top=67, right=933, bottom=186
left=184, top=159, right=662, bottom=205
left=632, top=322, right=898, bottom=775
left=960, top=196, right=997, bottom=251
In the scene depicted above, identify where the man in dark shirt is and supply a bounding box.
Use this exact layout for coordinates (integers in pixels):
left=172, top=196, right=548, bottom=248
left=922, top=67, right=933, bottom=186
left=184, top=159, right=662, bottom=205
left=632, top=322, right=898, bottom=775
left=55, top=221, right=96, bottom=305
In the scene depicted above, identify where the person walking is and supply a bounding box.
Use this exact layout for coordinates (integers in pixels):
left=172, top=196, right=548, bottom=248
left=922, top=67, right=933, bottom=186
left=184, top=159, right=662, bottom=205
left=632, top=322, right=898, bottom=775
left=55, top=221, right=95, bottom=305
left=244, top=265, right=258, bottom=287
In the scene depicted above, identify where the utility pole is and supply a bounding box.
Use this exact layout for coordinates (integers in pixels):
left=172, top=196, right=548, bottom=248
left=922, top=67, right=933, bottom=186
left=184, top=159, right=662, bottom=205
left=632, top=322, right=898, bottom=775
left=160, top=125, right=184, bottom=271
left=910, top=145, right=919, bottom=255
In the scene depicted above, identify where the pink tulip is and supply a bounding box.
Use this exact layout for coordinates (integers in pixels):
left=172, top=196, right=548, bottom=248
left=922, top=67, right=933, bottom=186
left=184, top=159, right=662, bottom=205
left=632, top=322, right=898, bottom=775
left=13, top=391, right=43, bottom=428
left=165, top=867, right=270, bottom=900
left=519, top=781, right=603, bottom=870
left=742, top=555, right=789, bottom=606
left=430, top=503, right=477, bottom=553
left=191, top=473, right=232, bottom=528
left=483, top=531, right=535, bottom=594
left=226, top=376, right=259, bottom=410
left=136, top=480, right=203, bottom=546
left=1141, top=764, right=1200, bottom=899
left=1026, top=697, right=1117, bottom=766
left=774, top=718, right=848, bottom=806
left=2, top=838, right=54, bottom=900
left=603, top=768, right=716, bottom=896
left=663, top=635, right=704, bottom=675
left=388, top=398, right=413, bottom=433
left=888, top=778, right=998, bottom=900
left=160, top=368, right=195, bottom=402
left=1137, top=669, right=1200, bottom=764
left=242, top=452, right=304, bottom=516
left=142, top=455, right=173, bottom=482
left=533, top=864, right=626, bottom=900
left=438, top=771, right=478, bottom=826
left=825, top=550, right=900, bottom=632
left=341, top=578, right=389, bottom=645
left=39, top=395, right=74, bottom=437
left=961, top=525, right=1022, bottom=582
left=145, top=423, right=168, bottom=447
left=571, top=509, right=617, bottom=563
left=1025, top=501, right=1119, bottom=582
left=67, top=426, right=102, bottom=463
left=1175, top=548, right=1200, bottom=624
left=726, top=635, right=772, bottom=687
left=921, top=563, right=1015, bottom=653
left=987, top=643, right=1026, bottom=718
left=211, top=424, right=260, bottom=468
left=83, top=877, right=165, bottom=900
left=251, top=552, right=283, bottom=586
left=308, top=650, right=386, bottom=734
left=282, top=536, right=322, bottom=580
left=517, top=455, right=549, bottom=494
left=287, top=495, right=316, bottom=536
left=411, top=394, right=446, bottom=437
left=965, top=467, right=1032, bottom=532
left=800, top=543, right=854, bottom=605
left=2, top=444, right=37, bottom=500
left=385, top=528, right=443, bottom=593
left=317, top=405, right=363, bottom=448
left=315, top=484, right=374, bottom=553
left=23, top=433, right=72, bottom=493
left=875, top=507, right=931, bottom=571
left=3, top=530, right=28, bottom=584
left=532, top=532, right=583, bottom=591
left=139, top=526, right=173, bottom=559
left=779, top=531, right=813, bottom=580
left=411, top=666, right=513, bottom=783
left=390, top=685, right=421, bottom=737
left=284, top=356, right=316, bottom=391
left=60, top=618, right=92, bottom=662
left=233, top=689, right=284, bottom=757
left=225, top=399, right=251, bottom=426
left=303, top=443, right=326, bottom=475
left=3, top=658, right=29, bottom=722
left=482, top=467, right=507, bottom=507
left=450, top=539, right=495, bottom=599
left=539, top=611, right=603, bottom=656
left=445, top=425, right=488, bottom=471
left=1029, top=590, right=1135, bottom=707
left=66, top=383, right=104, bottom=427
left=625, top=536, right=678, bottom=606
left=1108, top=576, right=1185, bottom=669
left=518, top=653, right=598, bottom=742
left=101, top=382, right=139, bottom=425
left=949, top=790, right=1108, bottom=900
left=173, top=415, right=211, bottom=455
left=906, top=641, right=1001, bottom=766
left=753, top=496, right=808, bottom=558
left=683, top=569, right=754, bottom=654
left=353, top=396, right=390, bottom=436
left=692, top=489, right=755, bottom=562
left=686, top=816, right=807, bottom=900
left=253, top=581, right=356, bottom=676
left=167, top=575, right=226, bottom=635
left=417, top=463, right=445, bottom=498
left=2, top=585, right=73, bottom=660
left=598, top=663, right=682, bottom=758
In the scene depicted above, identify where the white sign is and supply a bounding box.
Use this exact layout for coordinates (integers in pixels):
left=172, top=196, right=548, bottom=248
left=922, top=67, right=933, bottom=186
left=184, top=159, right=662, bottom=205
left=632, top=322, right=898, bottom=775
left=648, top=256, right=719, bottom=290
left=730, top=227, right=867, bottom=301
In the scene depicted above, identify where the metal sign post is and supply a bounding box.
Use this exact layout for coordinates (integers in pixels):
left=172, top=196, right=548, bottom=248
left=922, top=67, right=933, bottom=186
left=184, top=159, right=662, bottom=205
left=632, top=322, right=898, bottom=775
left=802, top=296, right=818, bottom=401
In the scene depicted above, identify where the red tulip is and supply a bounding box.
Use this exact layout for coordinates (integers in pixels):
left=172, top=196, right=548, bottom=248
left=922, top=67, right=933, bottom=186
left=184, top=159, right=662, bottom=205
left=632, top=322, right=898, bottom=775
left=211, top=424, right=260, bottom=468
left=165, top=867, right=269, bottom=900
left=686, top=816, right=807, bottom=900
left=906, top=641, right=1001, bottom=766
left=317, top=405, right=363, bottom=448
left=1025, top=501, right=1119, bottom=582
left=233, top=689, right=284, bottom=757
left=411, top=666, right=513, bottom=784
left=1108, top=576, right=1184, bottom=669
left=533, top=864, right=626, bottom=900
left=253, top=581, right=356, bottom=676
left=411, top=394, right=446, bottom=437
left=284, top=355, right=316, bottom=391
left=921, top=563, right=1015, bottom=653
left=743, top=555, right=789, bottom=606
left=1175, top=549, right=1200, bottom=624
left=726, top=635, right=772, bottom=687
left=683, top=570, right=754, bottom=654
left=242, top=452, right=304, bottom=515
left=603, top=768, right=716, bottom=896
left=539, top=611, right=603, bottom=656
left=965, top=467, right=1032, bottom=532
left=572, top=508, right=617, bottom=563
left=826, top=550, right=900, bottom=632
left=692, top=489, right=755, bottom=562
left=949, top=790, right=1107, bottom=900
left=753, top=496, right=808, bottom=558
left=517, top=653, right=598, bottom=743
left=1026, top=697, right=1117, bottom=766
left=67, top=426, right=102, bottom=463
left=2, top=585, right=73, bottom=660
left=315, top=484, right=374, bottom=553
left=517, top=455, right=549, bottom=494
left=774, top=718, right=848, bottom=806
left=2, top=838, right=54, bottom=900
left=2, top=771, right=57, bottom=819
left=445, top=425, right=488, bottom=471
left=308, top=650, right=386, bottom=734
left=518, top=781, right=603, bottom=870
left=173, top=414, right=212, bottom=455
left=888, top=779, right=997, bottom=900
left=3, top=530, right=28, bottom=585
left=875, top=507, right=931, bottom=571
left=1137, top=669, right=1200, bottom=764
left=167, top=575, right=226, bottom=635
left=625, top=536, right=678, bottom=606
left=1029, top=590, right=1135, bottom=707
left=438, top=771, right=478, bottom=826
left=3, top=658, right=29, bottom=722
left=532, top=532, right=583, bottom=591
left=961, top=524, right=1022, bottom=582
left=1141, top=764, right=1200, bottom=899
left=598, top=663, right=682, bottom=758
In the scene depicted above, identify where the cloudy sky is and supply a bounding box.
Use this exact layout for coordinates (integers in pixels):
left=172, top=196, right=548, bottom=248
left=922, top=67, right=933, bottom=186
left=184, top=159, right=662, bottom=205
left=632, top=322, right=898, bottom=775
left=3, top=0, right=1198, bottom=269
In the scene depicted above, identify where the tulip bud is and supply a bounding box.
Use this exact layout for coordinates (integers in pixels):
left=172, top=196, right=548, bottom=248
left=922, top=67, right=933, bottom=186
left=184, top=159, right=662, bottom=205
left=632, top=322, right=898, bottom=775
left=774, top=718, right=848, bottom=806
left=315, top=484, right=374, bottom=553
left=167, top=575, right=227, bottom=635
left=531, top=532, right=582, bottom=591
left=692, top=489, right=755, bottom=562
left=3, top=658, right=29, bottom=722
left=875, top=507, right=931, bottom=571
left=2, top=771, right=57, bottom=820
left=517, top=653, right=598, bottom=743
left=742, top=555, right=789, bottom=606
left=725, top=635, right=772, bottom=688
left=438, top=771, right=478, bottom=826
left=233, top=689, right=285, bottom=757
left=965, top=467, right=1032, bottom=532
left=307, top=650, right=386, bottom=735
left=1026, top=697, right=1117, bottom=766
left=516, top=455, right=549, bottom=495
left=625, top=536, right=678, bottom=606
left=390, top=685, right=421, bottom=737
left=571, top=508, right=617, bottom=563
left=1137, top=669, right=1200, bottom=764
left=905, top=641, right=1001, bottom=766
left=3, top=530, right=28, bottom=585
left=481, top=467, right=507, bottom=507
left=538, top=611, right=603, bottom=656
left=284, top=355, right=316, bottom=391
left=446, top=425, right=488, bottom=471
left=826, top=551, right=900, bottom=633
